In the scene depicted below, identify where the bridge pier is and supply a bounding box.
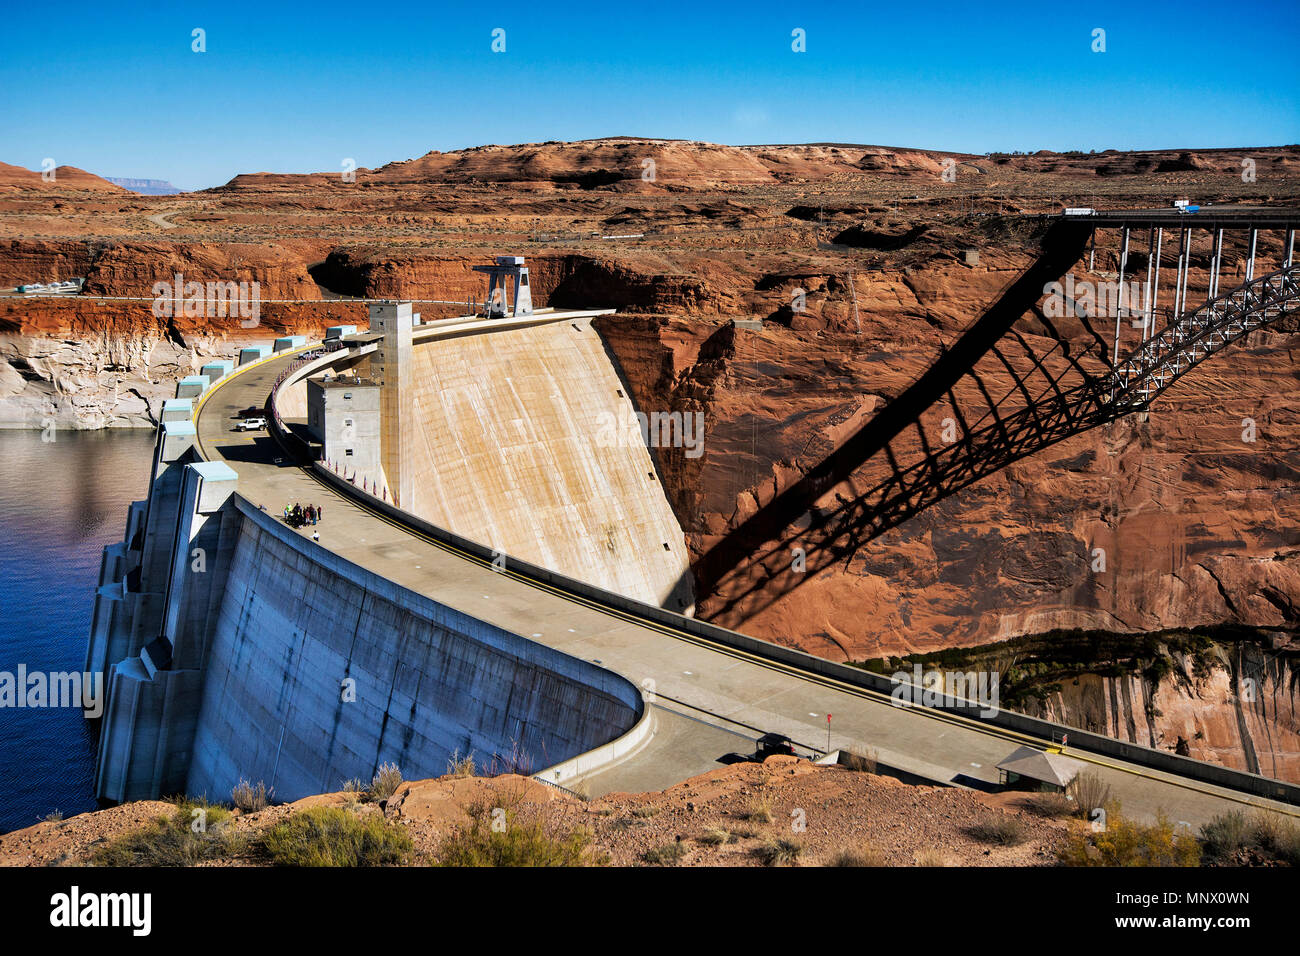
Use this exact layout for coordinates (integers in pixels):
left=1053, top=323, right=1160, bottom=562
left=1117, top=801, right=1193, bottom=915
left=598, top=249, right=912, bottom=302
left=1147, top=227, right=1162, bottom=340
left=1210, top=228, right=1224, bottom=301
left=1286, top=229, right=1295, bottom=268
left=1247, top=227, right=1258, bottom=281
left=1111, top=226, right=1129, bottom=362
left=1174, top=227, right=1189, bottom=318
left=1140, top=227, right=1155, bottom=339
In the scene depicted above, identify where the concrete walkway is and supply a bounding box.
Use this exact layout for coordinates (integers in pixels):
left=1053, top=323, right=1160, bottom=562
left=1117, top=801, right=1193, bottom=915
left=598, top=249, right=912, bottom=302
left=194, top=346, right=1300, bottom=826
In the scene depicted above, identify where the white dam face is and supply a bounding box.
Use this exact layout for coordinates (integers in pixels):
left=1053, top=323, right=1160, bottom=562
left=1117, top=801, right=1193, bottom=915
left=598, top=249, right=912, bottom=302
left=401, top=318, right=695, bottom=613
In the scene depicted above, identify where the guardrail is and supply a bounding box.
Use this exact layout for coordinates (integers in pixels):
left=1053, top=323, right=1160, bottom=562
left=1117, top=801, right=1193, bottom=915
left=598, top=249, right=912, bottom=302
left=263, top=340, right=350, bottom=460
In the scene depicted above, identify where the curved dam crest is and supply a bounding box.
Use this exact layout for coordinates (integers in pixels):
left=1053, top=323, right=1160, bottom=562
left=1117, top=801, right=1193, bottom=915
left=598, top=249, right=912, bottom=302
left=278, top=314, right=695, bottom=611
left=86, top=310, right=670, bottom=804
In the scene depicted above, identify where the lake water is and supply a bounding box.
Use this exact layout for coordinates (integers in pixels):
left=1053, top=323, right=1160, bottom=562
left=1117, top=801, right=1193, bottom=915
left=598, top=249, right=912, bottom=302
left=0, top=428, right=155, bottom=834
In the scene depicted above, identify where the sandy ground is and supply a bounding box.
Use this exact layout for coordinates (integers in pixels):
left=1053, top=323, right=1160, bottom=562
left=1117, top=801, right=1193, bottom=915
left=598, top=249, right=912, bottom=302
left=0, top=757, right=1076, bottom=867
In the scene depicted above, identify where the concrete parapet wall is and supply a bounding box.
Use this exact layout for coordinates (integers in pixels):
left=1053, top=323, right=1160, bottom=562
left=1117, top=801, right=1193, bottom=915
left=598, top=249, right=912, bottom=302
left=185, top=497, right=643, bottom=802
left=536, top=702, right=656, bottom=787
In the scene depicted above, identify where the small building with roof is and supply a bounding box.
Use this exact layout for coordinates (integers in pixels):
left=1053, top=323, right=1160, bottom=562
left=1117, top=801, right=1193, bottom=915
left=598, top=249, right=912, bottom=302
left=996, top=745, right=1086, bottom=793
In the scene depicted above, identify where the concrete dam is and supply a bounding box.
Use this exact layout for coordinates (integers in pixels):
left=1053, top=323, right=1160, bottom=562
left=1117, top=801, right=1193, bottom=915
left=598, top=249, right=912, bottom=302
left=82, top=258, right=1300, bottom=827
left=85, top=298, right=682, bottom=801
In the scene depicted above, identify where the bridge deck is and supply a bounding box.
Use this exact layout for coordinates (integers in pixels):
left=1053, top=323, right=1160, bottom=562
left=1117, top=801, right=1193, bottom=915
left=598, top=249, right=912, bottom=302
left=194, top=345, right=1299, bottom=825
left=1054, top=207, right=1300, bottom=229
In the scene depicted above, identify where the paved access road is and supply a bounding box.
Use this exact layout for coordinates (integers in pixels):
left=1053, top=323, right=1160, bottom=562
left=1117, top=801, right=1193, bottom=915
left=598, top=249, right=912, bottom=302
left=194, top=348, right=1299, bottom=827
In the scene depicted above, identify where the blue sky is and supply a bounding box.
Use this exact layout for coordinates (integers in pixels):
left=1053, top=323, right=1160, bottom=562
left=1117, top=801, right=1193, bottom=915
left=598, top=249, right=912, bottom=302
left=1, top=0, right=1296, bottom=191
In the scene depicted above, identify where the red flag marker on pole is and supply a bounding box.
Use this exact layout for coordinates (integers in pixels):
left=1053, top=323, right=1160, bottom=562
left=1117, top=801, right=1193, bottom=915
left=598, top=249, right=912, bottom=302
left=826, top=713, right=832, bottom=755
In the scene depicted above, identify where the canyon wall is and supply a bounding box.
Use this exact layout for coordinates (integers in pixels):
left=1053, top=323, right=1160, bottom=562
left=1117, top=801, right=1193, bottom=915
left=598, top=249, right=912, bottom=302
left=1025, top=646, right=1299, bottom=781
left=0, top=298, right=366, bottom=428
left=4, top=140, right=1298, bottom=677
left=578, top=239, right=1300, bottom=662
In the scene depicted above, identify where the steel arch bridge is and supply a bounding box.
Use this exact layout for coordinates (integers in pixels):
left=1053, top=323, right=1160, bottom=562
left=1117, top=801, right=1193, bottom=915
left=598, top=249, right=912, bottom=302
left=1111, top=264, right=1300, bottom=404
left=691, top=212, right=1300, bottom=629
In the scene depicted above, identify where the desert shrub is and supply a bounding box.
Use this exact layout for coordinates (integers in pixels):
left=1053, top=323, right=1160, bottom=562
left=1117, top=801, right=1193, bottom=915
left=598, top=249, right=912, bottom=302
left=631, top=805, right=660, bottom=819
left=966, top=817, right=1027, bottom=846
left=699, top=828, right=731, bottom=846
left=42, top=810, right=64, bottom=823
left=369, top=762, right=403, bottom=801
left=1253, top=814, right=1300, bottom=866
left=830, top=846, right=887, bottom=867
left=436, top=806, right=593, bottom=867
left=914, top=850, right=948, bottom=867
left=754, top=838, right=802, bottom=867
left=643, top=841, right=688, bottom=866
left=744, top=796, right=773, bottom=824
left=1203, top=812, right=1300, bottom=866
left=90, top=800, right=241, bottom=866
left=1068, top=773, right=1112, bottom=819
left=481, top=739, right=534, bottom=777
left=264, top=807, right=411, bottom=867
left=447, top=749, right=478, bottom=780
left=1020, top=793, right=1075, bottom=818
left=445, top=751, right=475, bottom=779
left=231, top=779, right=273, bottom=812
left=1199, top=811, right=1251, bottom=863
left=1060, top=810, right=1200, bottom=867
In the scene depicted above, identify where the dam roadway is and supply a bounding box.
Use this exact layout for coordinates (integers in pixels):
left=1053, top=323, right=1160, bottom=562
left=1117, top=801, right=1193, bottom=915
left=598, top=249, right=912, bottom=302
left=192, top=337, right=1298, bottom=828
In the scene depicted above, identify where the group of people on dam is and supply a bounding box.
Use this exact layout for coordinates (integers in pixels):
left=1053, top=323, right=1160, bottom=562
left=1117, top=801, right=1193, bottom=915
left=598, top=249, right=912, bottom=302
left=283, top=502, right=323, bottom=528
